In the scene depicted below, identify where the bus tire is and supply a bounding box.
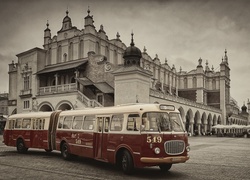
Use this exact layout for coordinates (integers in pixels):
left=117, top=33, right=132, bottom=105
left=16, top=139, right=28, bottom=153
left=61, top=143, right=72, bottom=160
left=159, top=163, right=172, bottom=172
left=121, top=150, right=134, bottom=174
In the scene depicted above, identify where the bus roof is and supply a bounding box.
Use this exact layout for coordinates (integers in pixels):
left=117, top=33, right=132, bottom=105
left=8, top=111, right=54, bottom=119
left=59, top=103, right=178, bottom=116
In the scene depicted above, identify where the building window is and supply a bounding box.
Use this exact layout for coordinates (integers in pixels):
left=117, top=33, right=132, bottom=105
left=79, top=40, right=84, bottom=58
left=212, top=79, right=216, bottom=90
left=113, top=49, right=118, bottom=65
left=193, top=77, right=197, bottom=88
left=96, top=42, right=100, bottom=54
left=24, top=76, right=30, bottom=90
left=184, top=77, right=188, bottom=89
left=23, top=100, right=30, bottom=109
left=105, top=46, right=109, bottom=60
left=57, top=45, right=62, bottom=63
left=63, top=53, right=67, bottom=62
left=97, top=94, right=103, bottom=105
left=69, top=42, right=73, bottom=60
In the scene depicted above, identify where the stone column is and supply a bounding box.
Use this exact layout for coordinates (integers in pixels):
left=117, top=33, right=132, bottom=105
left=198, top=123, right=201, bottom=135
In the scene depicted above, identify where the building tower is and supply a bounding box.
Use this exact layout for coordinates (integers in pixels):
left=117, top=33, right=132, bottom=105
left=113, top=33, right=152, bottom=105
left=220, top=49, right=231, bottom=124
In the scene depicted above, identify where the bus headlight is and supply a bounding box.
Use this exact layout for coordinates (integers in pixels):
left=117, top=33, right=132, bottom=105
left=186, top=145, right=190, bottom=152
left=154, top=147, right=161, bottom=154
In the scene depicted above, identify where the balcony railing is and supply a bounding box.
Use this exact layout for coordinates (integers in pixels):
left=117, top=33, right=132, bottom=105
left=39, top=83, right=77, bottom=95
left=19, top=89, right=32, bottom=98
left=77, top=91, right=102, bottom=107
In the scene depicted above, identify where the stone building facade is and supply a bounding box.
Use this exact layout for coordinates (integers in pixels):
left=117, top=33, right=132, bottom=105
left=8, top=9, right=249, bottom=135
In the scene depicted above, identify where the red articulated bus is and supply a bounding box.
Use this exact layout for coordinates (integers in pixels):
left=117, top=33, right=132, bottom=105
left=3, top=103, right=190, bottom=174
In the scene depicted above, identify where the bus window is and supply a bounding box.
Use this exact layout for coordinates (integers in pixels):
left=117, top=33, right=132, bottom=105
left=72, top=116, right=84, bottom=130
left=22, top=118, right=31, bottom=129
left=104, top=117, right=110, bottom=132
left=143, top=112, right=184, bottom=132
left=15, top=119, right=22, bottom=129
left=127, top=114, right=140, bottom=131
left=63, top=116, right=73, bottom=129
left=8, top=120, right=15, bottom=129
left=58, top=116, right=64, bottom=129
left=97, top=117, right=103, bottom=132
left=110, top=114, right=123, bottom=131
left=83, top=115, right=95, bottom=130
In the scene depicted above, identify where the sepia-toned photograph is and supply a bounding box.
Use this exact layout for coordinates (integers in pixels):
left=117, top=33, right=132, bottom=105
left=0, top=0, right=249, bottom=179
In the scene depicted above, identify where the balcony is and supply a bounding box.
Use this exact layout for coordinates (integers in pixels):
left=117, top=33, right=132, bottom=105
left=39, top=83, right=77, bottom=95
left=19, top=89, right=32, bottom=98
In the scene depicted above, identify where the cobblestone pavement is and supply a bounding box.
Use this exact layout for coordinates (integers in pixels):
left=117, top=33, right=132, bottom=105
left=0, top=135, right=250, bottom=180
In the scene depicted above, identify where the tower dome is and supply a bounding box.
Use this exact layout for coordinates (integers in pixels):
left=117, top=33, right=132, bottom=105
left=241, top=104, right=247, bottom=112
left=123, top=33, right=142, bottom=66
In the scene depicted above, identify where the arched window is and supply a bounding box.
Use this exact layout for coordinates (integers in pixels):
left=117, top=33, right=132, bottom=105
left=96, top=42, right=100, bottom=54
left=212, top=79, right=216, bottom=90
left=57, top=45, right=62, bottom=63
left=113, top=49, right=118, bottom=65
left=79, top=40, right=84, bottom=58
left=193, top=77, right=197, bottom=88
left=63, top=53, right=67, bottom=62
left=69, top=42, right=73, bottom=60
left=184, top=77, right=188, bottom=89
left=105, top=46, right=109, bottom=60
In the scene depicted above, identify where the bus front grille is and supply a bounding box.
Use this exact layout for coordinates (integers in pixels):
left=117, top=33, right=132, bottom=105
left=164, top=140, right=185, bottom=155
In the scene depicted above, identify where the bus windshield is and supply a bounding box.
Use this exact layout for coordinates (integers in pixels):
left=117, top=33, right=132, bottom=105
left=142, top=112, right=185, bottom=132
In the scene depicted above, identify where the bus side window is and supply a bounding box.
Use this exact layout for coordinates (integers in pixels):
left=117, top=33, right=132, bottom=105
left=8, top=120, right=15, bottom=129
left=72, top=116, right=84, bottom=130
left=15, top=118, right=22, bottom=129
left=104, top=117, right=110, bottom=132
left=110, top=114, right=123, bottom=131
left=63, top=116, right=73, bottom=129
left=83, top=115, right=95, bottom=130
left=22, top=118, right=31, bottom=129
left=58, top=117, right=64, bottom=129
left=127, top=114, right=140, bottom=131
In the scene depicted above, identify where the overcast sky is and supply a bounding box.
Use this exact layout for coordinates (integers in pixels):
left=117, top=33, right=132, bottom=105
left=0, top=0, right=250, bottom=107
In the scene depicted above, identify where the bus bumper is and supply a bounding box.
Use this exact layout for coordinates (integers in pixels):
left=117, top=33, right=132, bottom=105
left=140, top=156, right=189, bottom=164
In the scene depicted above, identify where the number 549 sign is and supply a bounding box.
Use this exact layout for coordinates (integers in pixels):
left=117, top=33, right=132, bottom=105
left=147, top=135, right=162, bottom=143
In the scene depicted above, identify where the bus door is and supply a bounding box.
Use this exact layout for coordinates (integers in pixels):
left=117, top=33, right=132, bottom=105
left=5, top=119, right=15, bottom=145
left=48, top=111, right=61, bottom=150
left=95, top=116, right=110, bottom=160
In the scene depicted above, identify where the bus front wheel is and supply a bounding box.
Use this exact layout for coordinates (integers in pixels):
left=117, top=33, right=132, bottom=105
left=159, top=163, right=172, bottom=172
left=61, top=143, right=72, bottom=160
left=121, top=150, right=134, bottom=174
left=16, top=139, right=28, bottom=153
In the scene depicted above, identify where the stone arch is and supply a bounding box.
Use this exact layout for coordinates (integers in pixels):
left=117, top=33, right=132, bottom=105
left=207, top=113, right=213, bottom=132
left=199, top=112, right=207, bottom=135
left=56, top=100, right=74, bottom=111
left=217, top=116, right=222, bottom=124
left=213, top=114, right=217, bottom=125
left=38, top=102, right=54, bottom=112
left=186, top=109, right=194, bottom=133
left=178, top=106, right=185, bottom=123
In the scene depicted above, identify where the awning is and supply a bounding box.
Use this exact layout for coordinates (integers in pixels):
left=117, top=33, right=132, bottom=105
left=76, top=77, right=93, bottom=86
left=76, top=77, right=114, bottom=94
left=94, top=82, right=114, bottom=93
left=36, top=59, right=87, bottom=75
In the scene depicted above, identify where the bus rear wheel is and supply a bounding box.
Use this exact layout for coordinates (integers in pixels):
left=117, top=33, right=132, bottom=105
left=159, top=163, right=172, bottom=172
left=16, top=139, right=28, bottom=153
left=121, top=150, right=134, bottom=174
left=61, top=143, right=72, bottom=160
